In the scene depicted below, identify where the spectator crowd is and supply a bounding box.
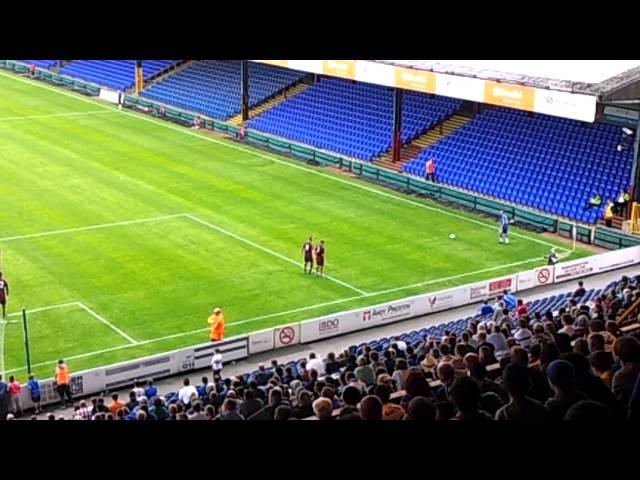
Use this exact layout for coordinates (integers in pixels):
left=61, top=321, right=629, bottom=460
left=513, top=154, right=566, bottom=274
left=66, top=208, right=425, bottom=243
left=2, top=275, right=640, bottom=421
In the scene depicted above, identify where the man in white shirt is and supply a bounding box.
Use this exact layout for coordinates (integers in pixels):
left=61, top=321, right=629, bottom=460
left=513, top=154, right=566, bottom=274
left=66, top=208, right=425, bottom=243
left=391, top=337, right=407, bottom=352
left=211, top=349, right=223, bottom=377
left=306, top=352, right=325, bottom=377
left=558, top=314, right=575, bottom=337
left=513, top=318, right=532, bottom=349
left=132, top=381, right=145, bottom=400
left=178, top=378, right=198, bottom=406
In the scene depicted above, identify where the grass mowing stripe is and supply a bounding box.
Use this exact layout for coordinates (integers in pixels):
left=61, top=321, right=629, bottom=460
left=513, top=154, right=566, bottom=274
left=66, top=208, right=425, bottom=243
left=184, top=213, right=368, bottom=295
left=0, top=213, right=184, bottom=243
left=0, top=109, right=117, bottom=122
left=0, top=70, right=571, bottom=254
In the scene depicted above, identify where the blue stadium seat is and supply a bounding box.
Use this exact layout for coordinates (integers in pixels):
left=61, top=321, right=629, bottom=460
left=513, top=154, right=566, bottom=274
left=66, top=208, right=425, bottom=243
left=141, top=60, right=306, bottom=120
left=60, top=60, right=178, bottom=91
left=402, top=107, right=635, bottom=224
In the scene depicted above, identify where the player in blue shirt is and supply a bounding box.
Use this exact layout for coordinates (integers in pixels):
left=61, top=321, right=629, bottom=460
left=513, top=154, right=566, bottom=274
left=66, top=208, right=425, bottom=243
left=499, top=210, right=510, bottom=244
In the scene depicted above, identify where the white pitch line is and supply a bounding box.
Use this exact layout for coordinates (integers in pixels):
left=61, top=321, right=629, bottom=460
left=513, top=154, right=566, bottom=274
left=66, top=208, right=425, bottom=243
left=75, top=302, right=138, bottom=345
left=184, top=213, right=368, bottom=296
left=0, top=213, right=185, bottom=243
left=6, top=301, right=79, bottom=317
left=0, top=109, right=117, bottom=122
left=0, top=70, right=573, bottom=254
left=368, top=256, right=543, bottom=297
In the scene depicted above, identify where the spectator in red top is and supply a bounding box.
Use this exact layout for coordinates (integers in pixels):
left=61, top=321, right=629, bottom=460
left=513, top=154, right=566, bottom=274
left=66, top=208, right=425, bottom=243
left=425, top=158, right=436, bottom=182
left=30, top=64, right=36, bottom=78
left=7, top=376, right=22, bottom=417
left=516, top=299, right=528, bottom=318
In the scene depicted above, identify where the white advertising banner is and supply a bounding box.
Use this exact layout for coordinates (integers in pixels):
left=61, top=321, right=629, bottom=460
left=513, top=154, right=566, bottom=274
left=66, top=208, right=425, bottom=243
left=468, top=276, right=516, bottom=301
left=248, top=328, right=275, bottom=354
left=99, top=88, right=120, bottom=104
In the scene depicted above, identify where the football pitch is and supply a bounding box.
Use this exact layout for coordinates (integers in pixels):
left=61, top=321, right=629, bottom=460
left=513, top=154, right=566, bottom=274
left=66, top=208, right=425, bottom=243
left=0, top=71, right=592, bottom=378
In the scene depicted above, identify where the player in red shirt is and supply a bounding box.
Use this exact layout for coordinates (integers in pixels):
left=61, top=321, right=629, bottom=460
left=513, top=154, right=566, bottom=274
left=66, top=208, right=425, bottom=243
left=302, top=236, right=314, bottom=274
left=0, top=271, right=9, bottom=318
left=315, top=240, right=326, bottom=278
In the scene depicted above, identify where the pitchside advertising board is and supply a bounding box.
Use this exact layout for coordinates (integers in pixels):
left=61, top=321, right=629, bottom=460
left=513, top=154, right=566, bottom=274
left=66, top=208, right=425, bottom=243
left=553, top=247, right=640, bottom=283
left=18, top=336, right=249, bottom=409
left=19, top=247, right=640, bottom=408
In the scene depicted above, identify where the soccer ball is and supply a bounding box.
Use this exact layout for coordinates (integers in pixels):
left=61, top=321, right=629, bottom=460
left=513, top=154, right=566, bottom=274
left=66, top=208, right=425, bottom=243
left=449, top=233, right=456, bottom=240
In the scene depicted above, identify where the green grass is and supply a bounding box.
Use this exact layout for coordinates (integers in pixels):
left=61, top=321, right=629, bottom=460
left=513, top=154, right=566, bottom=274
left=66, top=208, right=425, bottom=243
left=0, top=71, right=593, bottom=378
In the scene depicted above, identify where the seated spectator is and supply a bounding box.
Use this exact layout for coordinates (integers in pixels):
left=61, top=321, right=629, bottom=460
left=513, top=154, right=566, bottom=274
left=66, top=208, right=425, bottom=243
left=360, top=395, right=383, bottom=420
left=109, top=393, right=126, bottom=416
left=612, top=336, right=640, bottom=407
left=216, top=398, right=244, bottom=420
left=197, top=376, right=209, bottom=400
left=573, top=338, right=590, bottom=357
left=126, top=391, right=139, bottom=411
left=590, top=350, right=615, bottom=389
left=479, top=345, right=498, bottom=369
left=132, top=381, right=145, bottom=400
left=449, top=377, right=493, bottom=421
left=516, top=299, right=528, bottom=318
left=468, top=360, right=508, bottom=403
left=405, top=346, right=418, bottom=366
left=354, top=356, right=375, bottom=386
left=274, top=405, right=292, bottom=421
left=564, top=400, right=613, bottom=421
left=392, top=358, right=410, bottom=391
left=435, top=362, right=456, bottom=401
left=487, top=324, right=508, bottom=357
left=306, top=352, right=325, bottom=377
left=374, top=384, right=405, bottom=420
left=563, top=352, right=624, bottom=419
left=573, top=281, right=587, bottom=299
left=558, top=314, right=575, bottom=337
left=313, top=397, right=334, bottom=420
left=401, top=369, right=433, bottom=409
left=145, top=379, right=158, bottom=400
left=514, top=318, right=533, bottom=348
left=478, top=300, right=494, bottom=317
left=382, top=350, right=396, bottom=375
left=250, top=364, right=269, bottom=387
left=177, top=378, right=198, bottom=408
left=545, top=359, right=588, bottom=420
left=291, top=390, right=314, bottom=419
left=404, top=397, right=436, bottom=421
left=150, top=397, right=169, bottom=421
left=325, top=352, right=341, bottom=376
left=249, top=387, right=287, bottom=421
left=240, top=389, right=263, bottom=418
left=341, top=385, right=362, bottom=412
left=188, top=401, right=207, bottom=420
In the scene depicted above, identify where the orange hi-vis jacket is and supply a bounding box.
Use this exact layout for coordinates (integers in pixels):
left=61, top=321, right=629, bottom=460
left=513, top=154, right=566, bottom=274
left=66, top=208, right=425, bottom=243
left=208, top=312, right=225, bottom=341
left=56, top=365, right=70, bottom=385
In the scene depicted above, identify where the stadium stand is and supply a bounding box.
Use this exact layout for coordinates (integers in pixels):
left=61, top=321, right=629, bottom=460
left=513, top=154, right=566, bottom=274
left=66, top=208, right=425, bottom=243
left=17, top=60, right=59, bottom=69
left=140, top=60, right=307, bottom=120
left=20, top=272, right=640, bottom=421
left=59, top=60, right=178, bottom=91
left=403, top=107, right=635, bottom=224
left=247, top=77, right=463, bottom=161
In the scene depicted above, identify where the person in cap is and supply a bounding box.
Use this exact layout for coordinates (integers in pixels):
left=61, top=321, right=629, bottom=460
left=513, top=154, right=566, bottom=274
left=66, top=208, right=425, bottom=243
left=208, top=307, right=225, bottom=342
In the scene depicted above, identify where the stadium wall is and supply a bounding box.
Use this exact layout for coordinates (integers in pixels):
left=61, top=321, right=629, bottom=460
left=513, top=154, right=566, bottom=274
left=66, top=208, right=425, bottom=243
left=12, top=246, right=640, bottom=410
